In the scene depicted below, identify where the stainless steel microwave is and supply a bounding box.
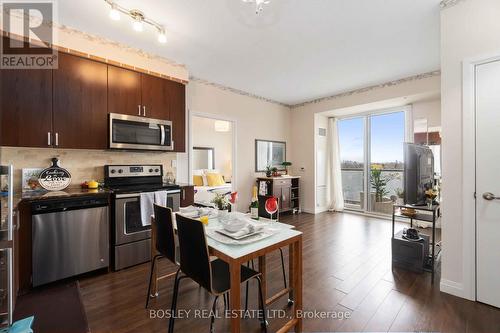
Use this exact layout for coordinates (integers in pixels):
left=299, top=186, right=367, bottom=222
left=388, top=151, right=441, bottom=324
left=109, top=113, right=173, bottom=151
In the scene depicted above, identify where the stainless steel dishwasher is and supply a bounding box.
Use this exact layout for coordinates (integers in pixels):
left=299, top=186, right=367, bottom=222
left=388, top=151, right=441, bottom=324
left=31, top=196, right=109, bottom=287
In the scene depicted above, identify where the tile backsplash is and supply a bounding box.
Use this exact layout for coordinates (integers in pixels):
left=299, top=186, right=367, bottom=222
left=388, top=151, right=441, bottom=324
left=0, top=147, right=177, bottom=192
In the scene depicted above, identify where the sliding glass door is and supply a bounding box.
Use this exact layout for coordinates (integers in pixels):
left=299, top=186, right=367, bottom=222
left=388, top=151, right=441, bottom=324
left=338, top=118, right=365, bottom=210
left=338, top=109, right=407, bottom=214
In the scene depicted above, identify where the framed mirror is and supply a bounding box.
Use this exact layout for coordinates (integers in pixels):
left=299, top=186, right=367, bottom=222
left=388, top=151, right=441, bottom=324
left=193, top=147, right=215, bottom=170
left=255, top=139, right=286, bottom=172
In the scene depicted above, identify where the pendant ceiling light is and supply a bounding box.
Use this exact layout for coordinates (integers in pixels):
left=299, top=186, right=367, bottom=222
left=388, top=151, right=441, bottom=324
left=104, top=0, right=168, bottom=44
left=242, top=0, right=271, bottom=14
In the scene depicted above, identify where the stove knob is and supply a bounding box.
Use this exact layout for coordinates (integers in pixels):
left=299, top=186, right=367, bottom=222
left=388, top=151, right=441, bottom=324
left=118, top=169, right=123, bottom=174
left=154, top=168, right=159, bottom=173
left=110, top=169, right=116, bottom=174
left=149, top=169, right=154, bottom=173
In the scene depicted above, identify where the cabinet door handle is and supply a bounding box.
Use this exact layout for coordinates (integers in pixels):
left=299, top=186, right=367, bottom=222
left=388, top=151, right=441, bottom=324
left=47, top=132, right=51, bottom=146
left=138, top=105, right=141, bottom=116
left=55, top=133, right=59, bottom=146
left=143, top=105, right=146, bottom=117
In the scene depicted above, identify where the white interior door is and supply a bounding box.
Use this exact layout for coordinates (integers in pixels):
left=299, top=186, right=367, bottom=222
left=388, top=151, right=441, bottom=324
left=476, top=60, right=500, bottom=308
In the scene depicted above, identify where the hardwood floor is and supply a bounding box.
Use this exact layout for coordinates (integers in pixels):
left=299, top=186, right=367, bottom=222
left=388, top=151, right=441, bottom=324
left=79, top=212, right=500, bottom=332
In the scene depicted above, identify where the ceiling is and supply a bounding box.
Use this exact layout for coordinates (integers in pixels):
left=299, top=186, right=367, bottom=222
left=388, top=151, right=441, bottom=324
left=56, top=0, right=441, bottom=106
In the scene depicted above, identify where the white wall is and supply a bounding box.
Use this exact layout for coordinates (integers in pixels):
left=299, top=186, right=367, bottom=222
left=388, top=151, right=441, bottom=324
left=187, top=81, right=291, bottom=211
left=290, top=75, right=441, bottom=213
left=412, top=98, right=441, bottom=131
left=440, top=0, right=500, bottom=299
left=315, top=114, right=329, bottom=213
left=192, top=116, right=233, bottom=179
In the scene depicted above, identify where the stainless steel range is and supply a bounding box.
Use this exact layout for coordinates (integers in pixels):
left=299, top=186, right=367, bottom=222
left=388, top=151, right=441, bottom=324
left=104, top=164, right=180, bottom=270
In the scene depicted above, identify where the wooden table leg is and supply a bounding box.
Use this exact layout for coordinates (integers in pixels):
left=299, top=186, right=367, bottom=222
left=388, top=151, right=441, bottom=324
left=258, top=255, right=267, bottom=301
left=288, top=243, right=294, bottom=303
left=151, top=217, right=158, bottom=297
left=293, top=238, right=303, bottom=332
left=229, top=259, right=242, bottom=333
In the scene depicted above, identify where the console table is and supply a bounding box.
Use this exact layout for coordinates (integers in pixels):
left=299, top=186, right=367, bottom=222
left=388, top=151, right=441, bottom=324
left=392, top=204, right=440, bottom=281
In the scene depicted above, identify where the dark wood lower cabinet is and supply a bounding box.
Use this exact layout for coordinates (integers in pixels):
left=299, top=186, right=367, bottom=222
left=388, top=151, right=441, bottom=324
left=257, top=177, right=301, bottom=217
left=53, top=53, right=108, bottom=149
left=180, top=185, right=194, bottom=207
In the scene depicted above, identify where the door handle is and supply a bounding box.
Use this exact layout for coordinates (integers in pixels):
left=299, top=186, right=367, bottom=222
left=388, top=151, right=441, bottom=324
left=143, top=105, right=146, bottom=117
left=138, top=105, right=141, bottom=116
left=55, top=133, right=59, bottom=146
left=47, top=132, right=51, bottom=146
left=482, top=192, right=500, bottom=201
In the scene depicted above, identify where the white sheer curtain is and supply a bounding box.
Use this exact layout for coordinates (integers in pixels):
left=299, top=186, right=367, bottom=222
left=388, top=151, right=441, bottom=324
left=328, top=118, right=344, bottom=211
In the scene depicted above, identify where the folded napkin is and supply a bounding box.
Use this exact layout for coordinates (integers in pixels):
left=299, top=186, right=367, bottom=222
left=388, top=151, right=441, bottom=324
left=227, top=222, right=264, bottom=238
left=179, top=206, right=217, bottom=218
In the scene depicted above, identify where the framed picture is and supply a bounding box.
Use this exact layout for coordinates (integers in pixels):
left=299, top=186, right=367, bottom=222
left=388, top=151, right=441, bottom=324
left=22, top=168, right=44, bottom=192
left=255, top=139, right=286, bottom=172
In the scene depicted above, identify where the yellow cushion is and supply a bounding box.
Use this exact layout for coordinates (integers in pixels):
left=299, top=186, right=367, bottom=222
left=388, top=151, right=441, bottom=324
left=206, top=173, right=225, bottom=186
left=193, top=175, right=204, bottom=186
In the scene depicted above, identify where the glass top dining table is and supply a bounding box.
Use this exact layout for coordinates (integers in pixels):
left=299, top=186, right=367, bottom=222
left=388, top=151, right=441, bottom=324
left=165, top=212, right=304, bottom=333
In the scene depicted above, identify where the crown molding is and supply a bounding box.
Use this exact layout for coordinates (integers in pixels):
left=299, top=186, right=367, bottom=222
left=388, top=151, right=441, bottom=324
left=440, top=0, right=466, bottom=9
left=189, top=77, right=291, bottom=107
left=292, top=70, right=441, bottom=109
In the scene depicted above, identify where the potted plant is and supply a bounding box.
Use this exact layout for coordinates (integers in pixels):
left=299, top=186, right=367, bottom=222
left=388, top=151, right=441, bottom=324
left=271, top=167, right=279, bottom=177
left=395, top=188, right=405, bottom=205
left=265, top=165, right=273, bottom=177
left=212, top=192, right=230, bottom=211
left=281, top=161, right=292, bottom=175
left=370, top=167, right=389, bottom=202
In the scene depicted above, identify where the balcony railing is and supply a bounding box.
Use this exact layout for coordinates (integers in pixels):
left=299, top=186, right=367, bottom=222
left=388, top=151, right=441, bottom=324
left=341, top=168, right=404, bottom=213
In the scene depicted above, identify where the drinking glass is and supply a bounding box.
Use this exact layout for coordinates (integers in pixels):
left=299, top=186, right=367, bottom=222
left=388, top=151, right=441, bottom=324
left=265, top=197, right=278, bottom=223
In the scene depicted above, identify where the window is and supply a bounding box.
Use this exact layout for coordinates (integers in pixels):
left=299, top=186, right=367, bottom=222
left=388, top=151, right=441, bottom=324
left=338, top=109, right=408, bottom=214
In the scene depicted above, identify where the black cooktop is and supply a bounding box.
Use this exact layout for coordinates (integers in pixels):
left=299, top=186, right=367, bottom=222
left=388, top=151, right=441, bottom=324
left=106, top=183, right=180, bottom=194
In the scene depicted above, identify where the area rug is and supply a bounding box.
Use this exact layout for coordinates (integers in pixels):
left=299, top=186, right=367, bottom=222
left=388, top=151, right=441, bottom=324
left=13, top=281, right=90, bottom=333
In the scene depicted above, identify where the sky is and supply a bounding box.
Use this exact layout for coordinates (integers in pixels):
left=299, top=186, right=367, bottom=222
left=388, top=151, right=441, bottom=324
left=338, top=111, right=405, bottom=164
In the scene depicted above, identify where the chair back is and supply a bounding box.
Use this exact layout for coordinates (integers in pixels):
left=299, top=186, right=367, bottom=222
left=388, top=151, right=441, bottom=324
left=175, top=214, right=212, bottom=291
left=153, top=204, right=176, bottom=263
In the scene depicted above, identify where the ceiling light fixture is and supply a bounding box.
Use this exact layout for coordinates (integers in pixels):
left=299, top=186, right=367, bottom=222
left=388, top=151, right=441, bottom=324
left=130, top=10, right=144, bottom=32
left=242, top=0, right=271, bottom=14
left=109, top=3, right=120, bottom=21
left=104, top=0, right=168, bottom=44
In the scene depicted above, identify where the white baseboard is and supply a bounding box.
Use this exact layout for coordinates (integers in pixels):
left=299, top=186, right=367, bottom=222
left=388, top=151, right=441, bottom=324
left=314, top=206, right=329, bottom=214
left=301, top=207, right=316, bottom=214
left=440, top=279, right=468, bottom=299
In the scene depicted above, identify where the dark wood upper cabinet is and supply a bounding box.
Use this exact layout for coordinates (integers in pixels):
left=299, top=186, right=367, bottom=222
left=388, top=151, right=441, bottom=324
left=141, top=74, right=170, bottom=120
left=108, top=65, right=142, bottom=117
left=167, top=80, right=186, bottom=152
left=53, top=53, right=108, bottom=149
left=1, top=68, right=53, bottom=147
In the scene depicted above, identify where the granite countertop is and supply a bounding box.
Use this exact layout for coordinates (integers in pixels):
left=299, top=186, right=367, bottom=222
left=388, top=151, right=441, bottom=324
left=17, top=187, right=111, bottom=205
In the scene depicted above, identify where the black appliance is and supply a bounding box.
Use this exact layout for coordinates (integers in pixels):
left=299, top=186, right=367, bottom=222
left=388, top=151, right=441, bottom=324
left=392, top=229, right=430, bottom=273
left=104, top=165, right=180, bottom=270
left=109, top=113, right=173, bottom=151
left=404, top=143, right=434, bottom=205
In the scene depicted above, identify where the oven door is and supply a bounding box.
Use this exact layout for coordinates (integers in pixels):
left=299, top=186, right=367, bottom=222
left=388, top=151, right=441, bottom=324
left=109, top=113, right=172, bottom=151
left=114, top=190, right=181, bottom=245
left=114, top=194, right=151, bottom=245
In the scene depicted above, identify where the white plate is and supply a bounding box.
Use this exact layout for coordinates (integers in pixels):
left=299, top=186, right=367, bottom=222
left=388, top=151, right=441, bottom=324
left=206, top=227, right=277, bottom=245
left=215, top=228, right=263, bottom=240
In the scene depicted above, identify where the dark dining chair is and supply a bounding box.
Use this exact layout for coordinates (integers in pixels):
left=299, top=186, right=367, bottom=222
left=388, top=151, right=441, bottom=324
left=170, top=214, right=267, bottom=333
left=145, top=204, right=178, bottom=308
